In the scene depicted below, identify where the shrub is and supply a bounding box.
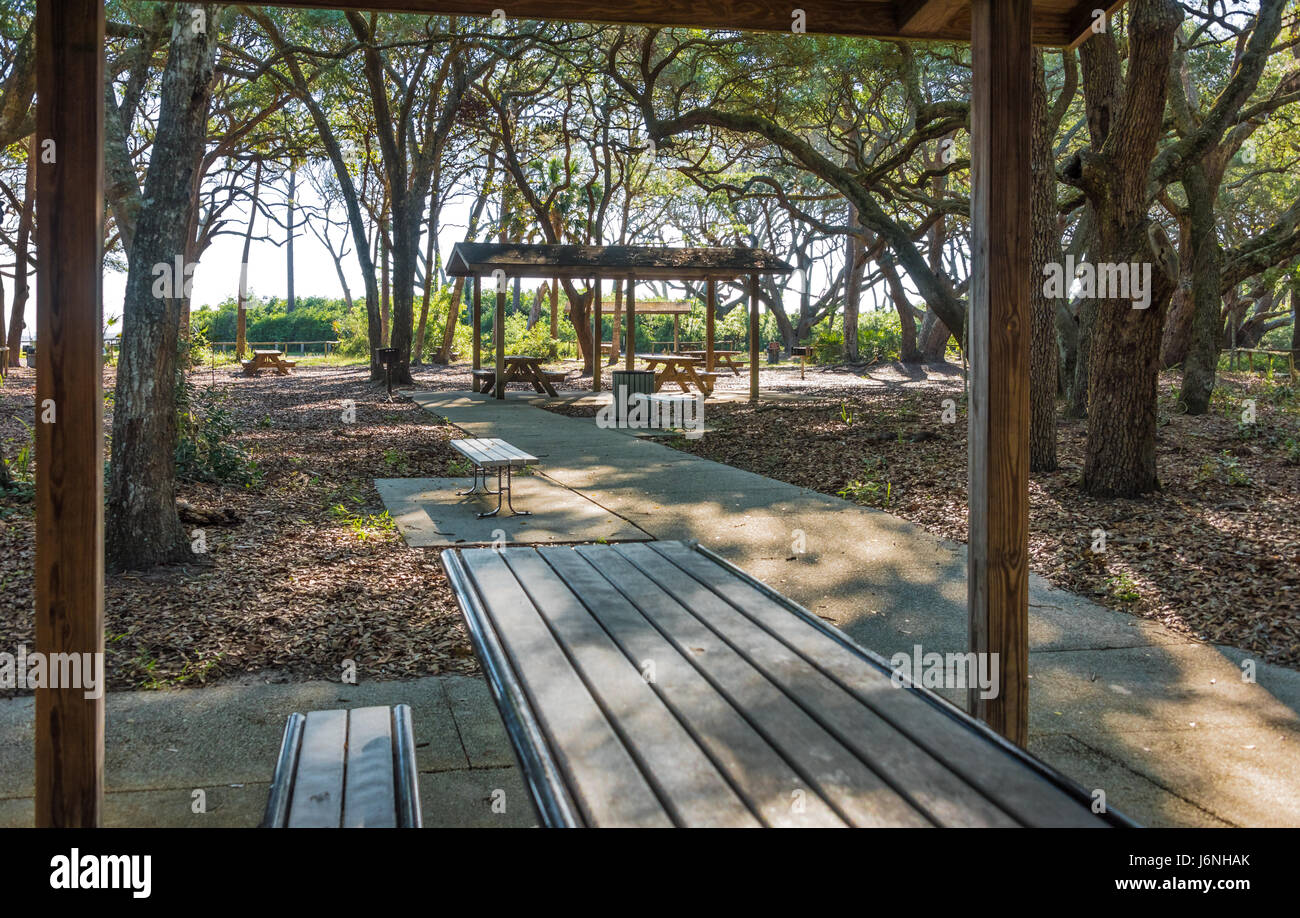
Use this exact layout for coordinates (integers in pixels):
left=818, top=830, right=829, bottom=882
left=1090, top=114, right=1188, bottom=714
left=810, top=328, right=844, bottom=364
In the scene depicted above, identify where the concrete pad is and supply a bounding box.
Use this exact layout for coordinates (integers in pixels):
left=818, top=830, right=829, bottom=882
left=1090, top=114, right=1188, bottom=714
left=1026, top=734, right=1230, bottom=828
left=1075, top=725, right=1300, bottom=827
left=420, top=767, right=538, bottom=828
left=1029, top=643, right=1300, bottom=737
left=0, top=675, right=525, bottom=827
left=441, top=674, right=521, bottom=769
left=376, top=476, right=650, bottom=547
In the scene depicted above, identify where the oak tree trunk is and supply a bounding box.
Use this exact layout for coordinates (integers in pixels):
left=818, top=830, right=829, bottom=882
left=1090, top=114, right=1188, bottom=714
left=1030, top=51, right=1060, bottom=472
left=107, top=4, right=222, bottom=570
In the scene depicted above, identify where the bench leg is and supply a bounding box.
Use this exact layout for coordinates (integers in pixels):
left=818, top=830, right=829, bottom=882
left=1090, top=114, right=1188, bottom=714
left=475, top=467, right=530, bottom=518
left=457, top=467, right=499, bottom=496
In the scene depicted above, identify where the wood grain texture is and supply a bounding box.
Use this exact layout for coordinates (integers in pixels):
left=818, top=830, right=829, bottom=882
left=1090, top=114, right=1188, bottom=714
left=287, top=709, right=347, bottom=828
left=968, top=0, right=1032, bottom=745
left=896, top=0, right=966, bottom=33
left=342, top=706, right=397, bottom=828
left=472, top=275, right=481, bottom=386
left=494, top=282, right=505, bottom=400
left=256, top=0, right=1113, bottom=46
left=34, top=0, right=105, bottom=828
left=625, top=281, right=635, bottom=372
left=592, top=279, right=602, bottom=391
left=748, top=275, right=759, bottom=401
left=705, top=279, right=716, bottom=373
left=461, top=549, right=672, bottom=826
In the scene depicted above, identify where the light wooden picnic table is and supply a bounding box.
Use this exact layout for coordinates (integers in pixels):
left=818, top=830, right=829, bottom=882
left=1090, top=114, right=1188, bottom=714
left=241, top=349, right=296, bottom=376
left=636, top=353, right=718, bottom=395
left=678, top=349, right=748, bottom=376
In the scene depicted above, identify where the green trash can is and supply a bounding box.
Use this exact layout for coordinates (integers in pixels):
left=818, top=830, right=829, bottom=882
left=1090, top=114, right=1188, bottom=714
left=611, top=369, right=655, bottom=425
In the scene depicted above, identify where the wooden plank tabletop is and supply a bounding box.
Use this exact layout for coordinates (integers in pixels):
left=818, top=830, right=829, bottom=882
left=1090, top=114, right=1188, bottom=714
left=440, top=541, right=1130, bottom=828
left=638, top=353, right=702, bottom=363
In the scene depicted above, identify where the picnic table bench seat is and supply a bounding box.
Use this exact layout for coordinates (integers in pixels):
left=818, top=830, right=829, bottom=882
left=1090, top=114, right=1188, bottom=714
left=262, top=704, right=421, bottom=828
left=439, top=540, right=1134, bottom=828
left=451, top=437, right=538, bottom=518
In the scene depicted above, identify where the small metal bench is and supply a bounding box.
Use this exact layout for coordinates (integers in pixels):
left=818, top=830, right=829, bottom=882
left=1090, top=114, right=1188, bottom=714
left=644, top=393, right=704, bottom=436
left=451, top=437, right=539, bottom=518
left=262, top=704, right=421, bottom=828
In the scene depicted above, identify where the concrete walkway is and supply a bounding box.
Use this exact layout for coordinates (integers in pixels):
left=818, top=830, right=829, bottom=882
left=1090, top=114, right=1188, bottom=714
left=412, top=389, right=1300, bottom=828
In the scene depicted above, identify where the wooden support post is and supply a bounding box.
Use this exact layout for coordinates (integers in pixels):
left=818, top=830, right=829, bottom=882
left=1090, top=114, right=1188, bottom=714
left=748, top=275, right=760, bottom=401
left=673, top=313, right=679, bottom=352
left=625, top=279, right=636, bottom=371
left=495, top=277, right=506, bottom=400
left=550, top=276, right=559, bottom=339
left=592, top=278, right=602, bottom=392
left=35, top=0, right=106, bottom=827
left=706, top=279, right=716, bottom=372
left=472, top=275, right=481, bottom=391
left=969, top=0, right=1031, bottom=746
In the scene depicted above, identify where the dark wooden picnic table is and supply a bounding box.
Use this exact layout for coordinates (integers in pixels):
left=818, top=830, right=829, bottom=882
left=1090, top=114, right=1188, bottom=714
left=440, top=540, right=1132, bottom=828
left=476, top=355, right=561, bottom=397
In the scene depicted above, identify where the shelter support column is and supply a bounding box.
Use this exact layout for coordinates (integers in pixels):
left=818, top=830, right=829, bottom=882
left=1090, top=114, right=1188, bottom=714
left=968, top=0, right=1031, bottom=745
left=706, top=279, right=716, bottom=372
left=472, top=275, right=481, bottom=391
left=592, top=278, right=602, bottom=392
left=495, top=276, right=506, bottom=400
left=35, top=0, right=106, bottom=827
left=625, top=280, right=636, bottom=371
left=748, top=275, right=759, bottom=401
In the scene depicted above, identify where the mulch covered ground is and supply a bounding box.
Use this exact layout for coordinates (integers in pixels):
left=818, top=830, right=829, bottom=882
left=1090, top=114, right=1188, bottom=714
left=623, top=364, right=1300, bottom=668
left=1, top=363, right=480, bottom=693
left=4, top=357, right=1297, bottom=695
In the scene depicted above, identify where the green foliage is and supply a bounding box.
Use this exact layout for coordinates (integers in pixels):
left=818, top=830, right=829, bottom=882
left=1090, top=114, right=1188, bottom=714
left=174, top=368, right=260, bottom=485
left=810, top=328, right=844, bottom=364
left=190, top=295, right=354, bottom=352
left=1195, top=451, right=1251, bottom=488
left=1108, top=571, right=1141, bottom=604
left=837, top=457, right=892, bottom=508
left=504, top=313, right=560, bottom=360
left=2, top=417, right=33, bottom=485
left=856, top=311, right=904, bottom=363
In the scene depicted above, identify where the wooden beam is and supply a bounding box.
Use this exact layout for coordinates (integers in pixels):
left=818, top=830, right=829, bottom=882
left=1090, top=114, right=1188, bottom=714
left=968, top=0, right=1031, bottom=745
left=1064, top=1, right=1127, bottom=50
left=592, top=279, right=601, bottom=392
left=625, top=280, right=636, bottom=371
left=748, top=275, right=760, bottom=402
left=34, top=0, right=106, bottom=827
left=471, top=275, right=481, bottom=391
left=244, top=0, right=1120, bottom=47
left=896, top=0, right=965, bottom=34
left=495, top=279, right=505, bottom=400
left=705, top=280, right=716, bottom=372
left=258, top=0, right=964, bottom=41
